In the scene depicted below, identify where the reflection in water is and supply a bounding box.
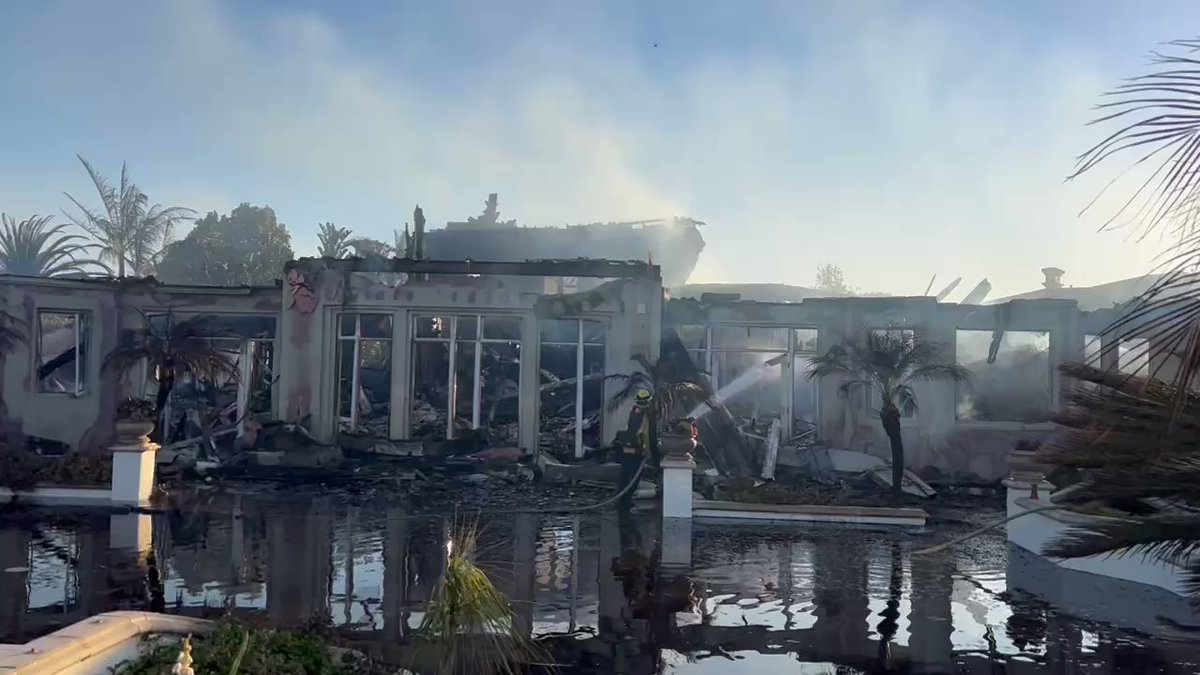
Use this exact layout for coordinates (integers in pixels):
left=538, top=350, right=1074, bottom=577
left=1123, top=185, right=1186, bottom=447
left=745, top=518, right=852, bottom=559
left=1, top=493, right=1199, bottom=673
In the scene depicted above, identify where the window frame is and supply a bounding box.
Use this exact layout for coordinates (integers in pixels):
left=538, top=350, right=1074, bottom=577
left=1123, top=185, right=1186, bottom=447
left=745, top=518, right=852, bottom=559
left=36, top=309, right=90, bottom=396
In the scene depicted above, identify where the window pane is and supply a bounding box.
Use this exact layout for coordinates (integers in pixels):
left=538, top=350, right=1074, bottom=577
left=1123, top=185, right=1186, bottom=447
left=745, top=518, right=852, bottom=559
left=38, top=311, right=87, bottom=394
left=248, top=341, right=274, bottom=415
left=454, top=341, right=477, bottom=435
left=339, top=315, right=356, bottom=337
left=414, top=315, right=449, bottom=339
left=336, top=340, right=355, bottom=420
left=582, top=320, right=606, bottom=345
left=539, top=319, right=578, bottom=344
left=455, top=315, right=478, bottom=341
left=792, top=328, right=819, bottom=353
left=956, top=329, right=1051, bottom=422
left=672, top=325, right=707, bottom=351
left=1084, top=334, right=1101, bottom=367
left=581, top=344, right=605, bottom=450
left=713, top=325, right=788, bottom=350
left=356, top=339, right=392, bottom=435
left=539, top=343, right=578, bottom=458
left=411, top=341, right=450, bottom=438
left=793, top=356, right=818, bottom=436
left=480, top=342, right=521, bottom=446
left=713, top=350, right=786, bottom=446
left=482, top=315, right=522, bottom=341
left=1119, top=338, right=1149, bottom=375
left=360, top=314, right=392, bottom=339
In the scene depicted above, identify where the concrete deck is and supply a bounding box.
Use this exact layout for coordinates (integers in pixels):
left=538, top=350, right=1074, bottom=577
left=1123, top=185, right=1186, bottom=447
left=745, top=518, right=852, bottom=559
left=0, top=611, right=213, bottom=674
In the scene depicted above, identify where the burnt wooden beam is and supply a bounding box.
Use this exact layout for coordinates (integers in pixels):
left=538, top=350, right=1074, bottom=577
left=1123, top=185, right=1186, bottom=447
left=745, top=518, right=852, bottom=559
left=287, top=256, right=662, bottom=281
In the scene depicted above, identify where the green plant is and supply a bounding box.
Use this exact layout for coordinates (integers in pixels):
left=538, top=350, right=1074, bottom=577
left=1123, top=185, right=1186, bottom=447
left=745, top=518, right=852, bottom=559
left=0, top=450, right=112, bottom=492
left=316, top=222, right=353, bottom=258
left=111, top=620, right=380, bottom=675
left=807, top=330, right=969, bottom=498
left=413, top=520, right=547, bottom=675
left=63, top=156, right=194, bottom=277
left=0, top=213, right=103, bottom=277
left=117, top=397, right=157, bottom=422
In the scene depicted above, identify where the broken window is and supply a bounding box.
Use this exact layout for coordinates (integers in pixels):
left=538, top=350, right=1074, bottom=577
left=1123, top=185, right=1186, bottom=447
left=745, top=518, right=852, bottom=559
left=337, top=313, right=393, bottom=436
left=412, top=314, right=523, bottom=443
left=956, top=329, right=1051, bottom=423
left=1118, top=338, right=1149, bottom=376
left=1084, top=334, right=1101, bottom=367
left=708, top=325, right=790, bottom=449
left=37, top=310, right=89, bottom=394
left=539, top=319, right=606, bottom=458
left=156, top=314, right=277, bottom=440
left=681, top=325, right=818, bottom=442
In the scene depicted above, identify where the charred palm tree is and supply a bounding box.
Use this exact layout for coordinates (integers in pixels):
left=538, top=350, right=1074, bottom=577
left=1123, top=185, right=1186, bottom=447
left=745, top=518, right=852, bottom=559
left=0, top=214, right=103, bottom=277
left=316, top=222, right=352, bottom=258
left=104, top=313, right=240, bottom=424
left=64, top=156, right=194, bottom=277
left=1068, top=38, right=1200, bottom=410
left=807, top=331, right=969, bottom=497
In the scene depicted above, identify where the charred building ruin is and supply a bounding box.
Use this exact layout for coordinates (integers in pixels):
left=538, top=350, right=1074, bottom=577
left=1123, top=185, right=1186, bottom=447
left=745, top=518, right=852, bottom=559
left=0, top=255, right=1171, bottom=482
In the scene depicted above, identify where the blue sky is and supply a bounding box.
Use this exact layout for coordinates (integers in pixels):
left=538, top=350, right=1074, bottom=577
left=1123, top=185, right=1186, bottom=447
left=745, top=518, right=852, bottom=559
left=3, top=0, right=1200, bottom=296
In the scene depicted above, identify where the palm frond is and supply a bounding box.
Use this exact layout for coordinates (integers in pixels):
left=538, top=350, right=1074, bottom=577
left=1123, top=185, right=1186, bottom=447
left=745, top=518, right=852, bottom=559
left=64, top=157, right=193, bottom=277
left=1045, top=514, right=1200, bottom=566
left=0, top=213, right=104, bottom=277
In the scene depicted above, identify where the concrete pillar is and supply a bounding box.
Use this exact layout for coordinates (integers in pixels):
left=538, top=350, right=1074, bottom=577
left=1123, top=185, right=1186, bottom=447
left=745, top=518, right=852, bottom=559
left=108, top=513, right=153, bottom=553
left=909, top=552, right=954, bottom=673
left=660, top=456, right=695, bottom=520
left=110, top=438, right=159, bottom=507
left=382, top=507, right=410, bottom=640
left=512, top=515, right=537, bottom=637
left=660, top=518, right=692, bottom=570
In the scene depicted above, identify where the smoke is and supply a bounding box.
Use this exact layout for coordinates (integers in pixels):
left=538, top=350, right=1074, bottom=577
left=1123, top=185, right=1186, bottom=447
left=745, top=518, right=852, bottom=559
left=0, top=0, right=1180, bottom=293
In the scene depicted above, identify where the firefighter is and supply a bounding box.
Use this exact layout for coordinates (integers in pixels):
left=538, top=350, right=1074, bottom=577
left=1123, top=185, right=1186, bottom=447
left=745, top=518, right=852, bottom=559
left=615, top=387, right=654, bottom=506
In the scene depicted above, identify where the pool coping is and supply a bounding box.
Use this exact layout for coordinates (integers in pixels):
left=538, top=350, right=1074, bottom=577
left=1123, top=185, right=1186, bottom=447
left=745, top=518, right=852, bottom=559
left=693, top=499, right=927, bottom=526
left=0, top=611, right=214, bottom=674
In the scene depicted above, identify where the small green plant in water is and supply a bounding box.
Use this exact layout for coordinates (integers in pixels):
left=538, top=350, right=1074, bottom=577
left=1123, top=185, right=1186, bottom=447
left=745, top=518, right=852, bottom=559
left=413, top=520, right=549, bottom=675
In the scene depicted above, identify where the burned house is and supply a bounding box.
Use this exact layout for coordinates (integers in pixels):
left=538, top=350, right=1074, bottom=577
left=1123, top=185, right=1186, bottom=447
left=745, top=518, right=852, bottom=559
left=0, top=258, right=1167, bottom=483
left=0, top=275, right=279, bottom=452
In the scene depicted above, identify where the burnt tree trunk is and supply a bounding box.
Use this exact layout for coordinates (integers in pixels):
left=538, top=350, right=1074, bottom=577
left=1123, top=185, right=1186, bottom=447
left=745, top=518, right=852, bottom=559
left=879, top=405, right=905, bottom=499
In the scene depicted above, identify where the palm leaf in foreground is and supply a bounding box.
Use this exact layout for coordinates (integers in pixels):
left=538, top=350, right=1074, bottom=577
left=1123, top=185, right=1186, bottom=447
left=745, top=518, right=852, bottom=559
left=1068, top=38, right=1200, bottom=409
left=413, top=520, right=547, bottom=675
left=1038, top=363, right=1200, bottom=604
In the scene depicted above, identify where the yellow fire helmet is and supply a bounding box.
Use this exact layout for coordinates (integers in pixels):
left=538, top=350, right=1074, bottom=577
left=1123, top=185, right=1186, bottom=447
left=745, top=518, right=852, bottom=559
left=633, top=388, right=653, bottom=408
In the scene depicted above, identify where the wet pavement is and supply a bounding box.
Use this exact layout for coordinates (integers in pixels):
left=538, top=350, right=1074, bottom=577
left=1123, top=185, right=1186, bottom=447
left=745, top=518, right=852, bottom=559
left=0, top=488, right=1198, bottom=674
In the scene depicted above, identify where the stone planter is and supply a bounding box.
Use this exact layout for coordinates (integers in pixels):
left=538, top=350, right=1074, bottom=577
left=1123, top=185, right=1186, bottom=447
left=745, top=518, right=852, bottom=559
left=115, top=421, right=155, bottom=445
left=660, top=432, right=696, bottom=461
left=1008, top=448, right=1048, bottom=483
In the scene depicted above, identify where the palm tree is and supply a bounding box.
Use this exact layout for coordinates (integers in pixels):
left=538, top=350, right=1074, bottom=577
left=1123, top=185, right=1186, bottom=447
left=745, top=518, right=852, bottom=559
left=315, top=222, right=352, bottom=258
left=1068, top=38, right=1200, bottom=403
left=104, top=313, right=240, bottom=423
left=63, top=156, right=194, bottom=277
left=413, top=518, right=544, bottom=675
left=604, top=346, right=757, bottom=475
left=807, top=331, right=969, bottom=497
left=0, top=213, right=103, bottom=277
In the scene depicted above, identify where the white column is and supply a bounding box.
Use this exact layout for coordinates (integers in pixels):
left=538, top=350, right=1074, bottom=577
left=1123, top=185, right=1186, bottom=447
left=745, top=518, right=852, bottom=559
left=110, top=438, right=160, bottom=507
left=108, top=513, right=153, bottom=552
left=660, top=455, right=695, bottom=520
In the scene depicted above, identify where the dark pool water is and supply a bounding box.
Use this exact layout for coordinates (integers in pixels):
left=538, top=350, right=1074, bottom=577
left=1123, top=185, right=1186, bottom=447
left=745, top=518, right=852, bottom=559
left=1, top=489, right=1198, bottom=674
